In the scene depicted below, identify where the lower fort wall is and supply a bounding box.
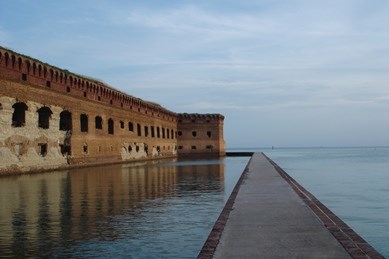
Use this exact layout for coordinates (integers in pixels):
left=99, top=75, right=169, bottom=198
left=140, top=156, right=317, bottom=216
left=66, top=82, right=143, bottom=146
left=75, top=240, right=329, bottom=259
left=0, top=77, right=178, bottom=175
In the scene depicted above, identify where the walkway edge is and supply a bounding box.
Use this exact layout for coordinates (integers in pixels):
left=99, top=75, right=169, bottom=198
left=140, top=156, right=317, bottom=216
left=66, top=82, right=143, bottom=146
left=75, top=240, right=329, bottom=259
left=197, top=155, right=253, bottom=259
left=198, top=152, right=384, bottom=259
left=264, top=153, right=384, bottom=259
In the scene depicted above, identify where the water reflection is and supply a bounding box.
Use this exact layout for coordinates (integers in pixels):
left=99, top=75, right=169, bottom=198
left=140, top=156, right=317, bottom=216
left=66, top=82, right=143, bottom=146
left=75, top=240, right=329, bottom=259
left=0, top=158, right=244, bottom=258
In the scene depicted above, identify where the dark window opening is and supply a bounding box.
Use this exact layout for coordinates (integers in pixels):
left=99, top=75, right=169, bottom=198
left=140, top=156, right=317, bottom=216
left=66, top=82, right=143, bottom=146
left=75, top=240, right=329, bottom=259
left=108, top=118, right=114, bottom=135
left=110, top=100, right=113, bottom=105
left=95, top=116, right=103, bottom=129
left=151, top=126, right=155, bottom=138
left=83, top=144, right=88, bottom=153
left=66, top=87, right=71, bottom=93
left=192, top=131, right=197, bottom=137
left=191, top=119, right=196, bottom=123
left=128, top=122, right=134, bottom=132
left=59, top=110, right=72, bottom=131
left=39, top=143, right=48, bottom=157
left=162, top=128, right=165, bottom=139
left=12, top=102, right=28, bottom=127
left=46, top=81, right=51, bottom=87
left=136, top=145, right=140, bottom=152
left=83, top=92, right=87, bottom=97
left=37, top=106, right=53, bottom=129
left=178, top=146, right=183, bottom=150
left=157, top=127, right=160, bottom=138
left=145, top=126, right=149, bottom=137
left=60, top=144, right=71, bottom=156
left=191, top=146, right=197, bottom=150
left=207, top=131, right=212, bottom=138
left=167, top=129, right=170, bottom=139
left=128, top=146, right=133, bottom=152
left=22, top=73, right=27, bottom=81
left=137, top=123, right=141, bottom=136
left=144, top=145, right=148, bottom=154
left=171, top=129, right=174, bottom=139
left=177, top=131, right=182, bottom=136
left=121, top=103, right=123, bottom=107
left=206, top=145, right=213, bottom=150
left=98, top=96, right=101, bottom=101
left=80, top=114, right=88, bottom=132
left=120, top=121, right=125, bottom=129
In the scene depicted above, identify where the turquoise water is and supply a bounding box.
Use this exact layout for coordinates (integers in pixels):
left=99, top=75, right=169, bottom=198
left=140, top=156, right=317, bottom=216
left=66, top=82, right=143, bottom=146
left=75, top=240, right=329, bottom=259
left=237, top=147, right=389, bottom=257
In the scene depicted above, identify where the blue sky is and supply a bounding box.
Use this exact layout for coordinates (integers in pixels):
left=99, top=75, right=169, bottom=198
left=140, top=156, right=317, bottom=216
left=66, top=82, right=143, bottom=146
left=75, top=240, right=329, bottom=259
left=1, top=0, right=389, bottom=147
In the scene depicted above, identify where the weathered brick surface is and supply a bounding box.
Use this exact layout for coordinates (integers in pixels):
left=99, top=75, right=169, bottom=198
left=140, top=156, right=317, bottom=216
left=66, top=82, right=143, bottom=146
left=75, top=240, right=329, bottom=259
left=0, top=47, right=226, bottom=174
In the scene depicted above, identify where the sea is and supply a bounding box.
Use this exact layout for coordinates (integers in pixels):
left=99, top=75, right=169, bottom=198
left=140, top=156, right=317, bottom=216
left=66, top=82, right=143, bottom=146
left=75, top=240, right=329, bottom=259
left=0, top=147, right=388, bottom=258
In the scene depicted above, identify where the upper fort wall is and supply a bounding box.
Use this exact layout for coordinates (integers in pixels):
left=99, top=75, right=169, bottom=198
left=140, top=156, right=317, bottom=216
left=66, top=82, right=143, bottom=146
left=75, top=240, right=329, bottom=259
left=0, top=47, right=176, bottom=121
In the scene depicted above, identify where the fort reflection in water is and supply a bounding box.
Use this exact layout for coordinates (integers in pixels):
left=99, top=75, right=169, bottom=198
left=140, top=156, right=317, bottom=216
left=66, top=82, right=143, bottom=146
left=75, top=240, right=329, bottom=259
left=0, top=158, right=249, bottom=258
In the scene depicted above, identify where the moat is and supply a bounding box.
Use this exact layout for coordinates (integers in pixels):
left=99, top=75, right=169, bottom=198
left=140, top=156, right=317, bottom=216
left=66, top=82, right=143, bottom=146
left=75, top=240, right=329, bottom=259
left=0, top=157, right=249, bottom=258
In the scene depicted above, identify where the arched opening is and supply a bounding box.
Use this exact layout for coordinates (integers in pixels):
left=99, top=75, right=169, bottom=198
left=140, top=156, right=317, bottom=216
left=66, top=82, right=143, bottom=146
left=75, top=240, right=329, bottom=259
left=128, top=122, right=134, bottom=132
left=137, top=123, right=141, bottom=136
left=18, top=57, right=22, bottom=70
left=80, top=114, right=88, bottom=132
left=207, top=131, right=212, bottom=138
left=5, top=52, right=9, bottom=66
left=108, top=118, right=114, bottom=135
left=95, top=116, right=103, bottom=129
left=59, top=110, right=72, bottom=131
left=37, top=106, right=53, bottom=129
left=12, top=102, right=28, bottom=127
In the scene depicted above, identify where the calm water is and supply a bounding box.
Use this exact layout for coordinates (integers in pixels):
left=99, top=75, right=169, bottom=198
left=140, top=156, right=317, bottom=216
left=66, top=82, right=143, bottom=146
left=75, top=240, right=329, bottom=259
left=238, top=146, right=389, bottom=257
left=0, top=157, right=249, bottom=258
left=2, top=148, right=388, bottom=258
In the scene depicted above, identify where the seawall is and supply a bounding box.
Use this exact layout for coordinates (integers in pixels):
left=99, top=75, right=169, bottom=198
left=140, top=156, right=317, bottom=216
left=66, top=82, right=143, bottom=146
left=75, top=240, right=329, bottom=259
left=198, top=152, right=384, bottom=258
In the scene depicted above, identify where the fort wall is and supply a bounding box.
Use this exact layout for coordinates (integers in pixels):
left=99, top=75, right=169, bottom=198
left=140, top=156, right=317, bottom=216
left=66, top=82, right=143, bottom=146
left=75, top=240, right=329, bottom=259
left=0, top=47, right=225, bottom=175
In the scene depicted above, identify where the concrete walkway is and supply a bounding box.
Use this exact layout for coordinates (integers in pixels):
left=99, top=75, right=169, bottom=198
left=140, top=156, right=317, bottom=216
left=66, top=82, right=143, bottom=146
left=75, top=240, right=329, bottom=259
left=212, top=153, right=352, bottom=258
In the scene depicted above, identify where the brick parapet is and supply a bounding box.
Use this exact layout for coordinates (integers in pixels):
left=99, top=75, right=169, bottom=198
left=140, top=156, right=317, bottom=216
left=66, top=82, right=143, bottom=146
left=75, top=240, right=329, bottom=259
left=0, top=46, right=176, bottom=121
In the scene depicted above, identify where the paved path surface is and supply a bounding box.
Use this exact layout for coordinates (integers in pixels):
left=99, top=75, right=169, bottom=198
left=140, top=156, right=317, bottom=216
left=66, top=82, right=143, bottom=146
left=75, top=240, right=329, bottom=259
left=212, top=153, right=351, bottom=258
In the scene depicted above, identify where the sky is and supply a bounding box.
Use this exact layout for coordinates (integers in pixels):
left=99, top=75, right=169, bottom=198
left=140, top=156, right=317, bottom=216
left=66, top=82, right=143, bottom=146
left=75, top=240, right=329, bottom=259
left=1, top=0, right=389, bottom=148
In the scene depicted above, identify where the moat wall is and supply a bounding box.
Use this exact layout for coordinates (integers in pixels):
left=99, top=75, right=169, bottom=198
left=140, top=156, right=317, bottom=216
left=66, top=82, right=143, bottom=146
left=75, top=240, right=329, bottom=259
left=0, top=47, right=225, bottom=175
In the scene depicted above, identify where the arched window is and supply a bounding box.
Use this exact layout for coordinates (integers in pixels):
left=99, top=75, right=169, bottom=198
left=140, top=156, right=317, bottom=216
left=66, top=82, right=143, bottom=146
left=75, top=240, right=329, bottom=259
left=151, top=126, right=155, bottom=138
left=11, top=55, right=16, bottom=68
left=207, top=131, right=212, bottom=138
left=144, top=126, right=149, bottom=137
left=171, top=129, right=174, bottom=139
left=157, top=127, right=160, bottom=138
left=95, top=116, right=103, bottom=129
left=167, top=129, right=170, bottom=139
left=128, top=122, right=134, bottom=132
left=12, top=102, right=28, bottom=127
left=59, top=110, right=72, bottom=131
left=18, top=57, right=22, bottom=70
left=80, top=114, right=88, bottom=132
left=37, top=106, right=53, bottom=129
left=108, top=118, right=114, bottom=135
left=137, top=123, right=141, bottom=136
left=4, top=52, right=9, bottom=66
